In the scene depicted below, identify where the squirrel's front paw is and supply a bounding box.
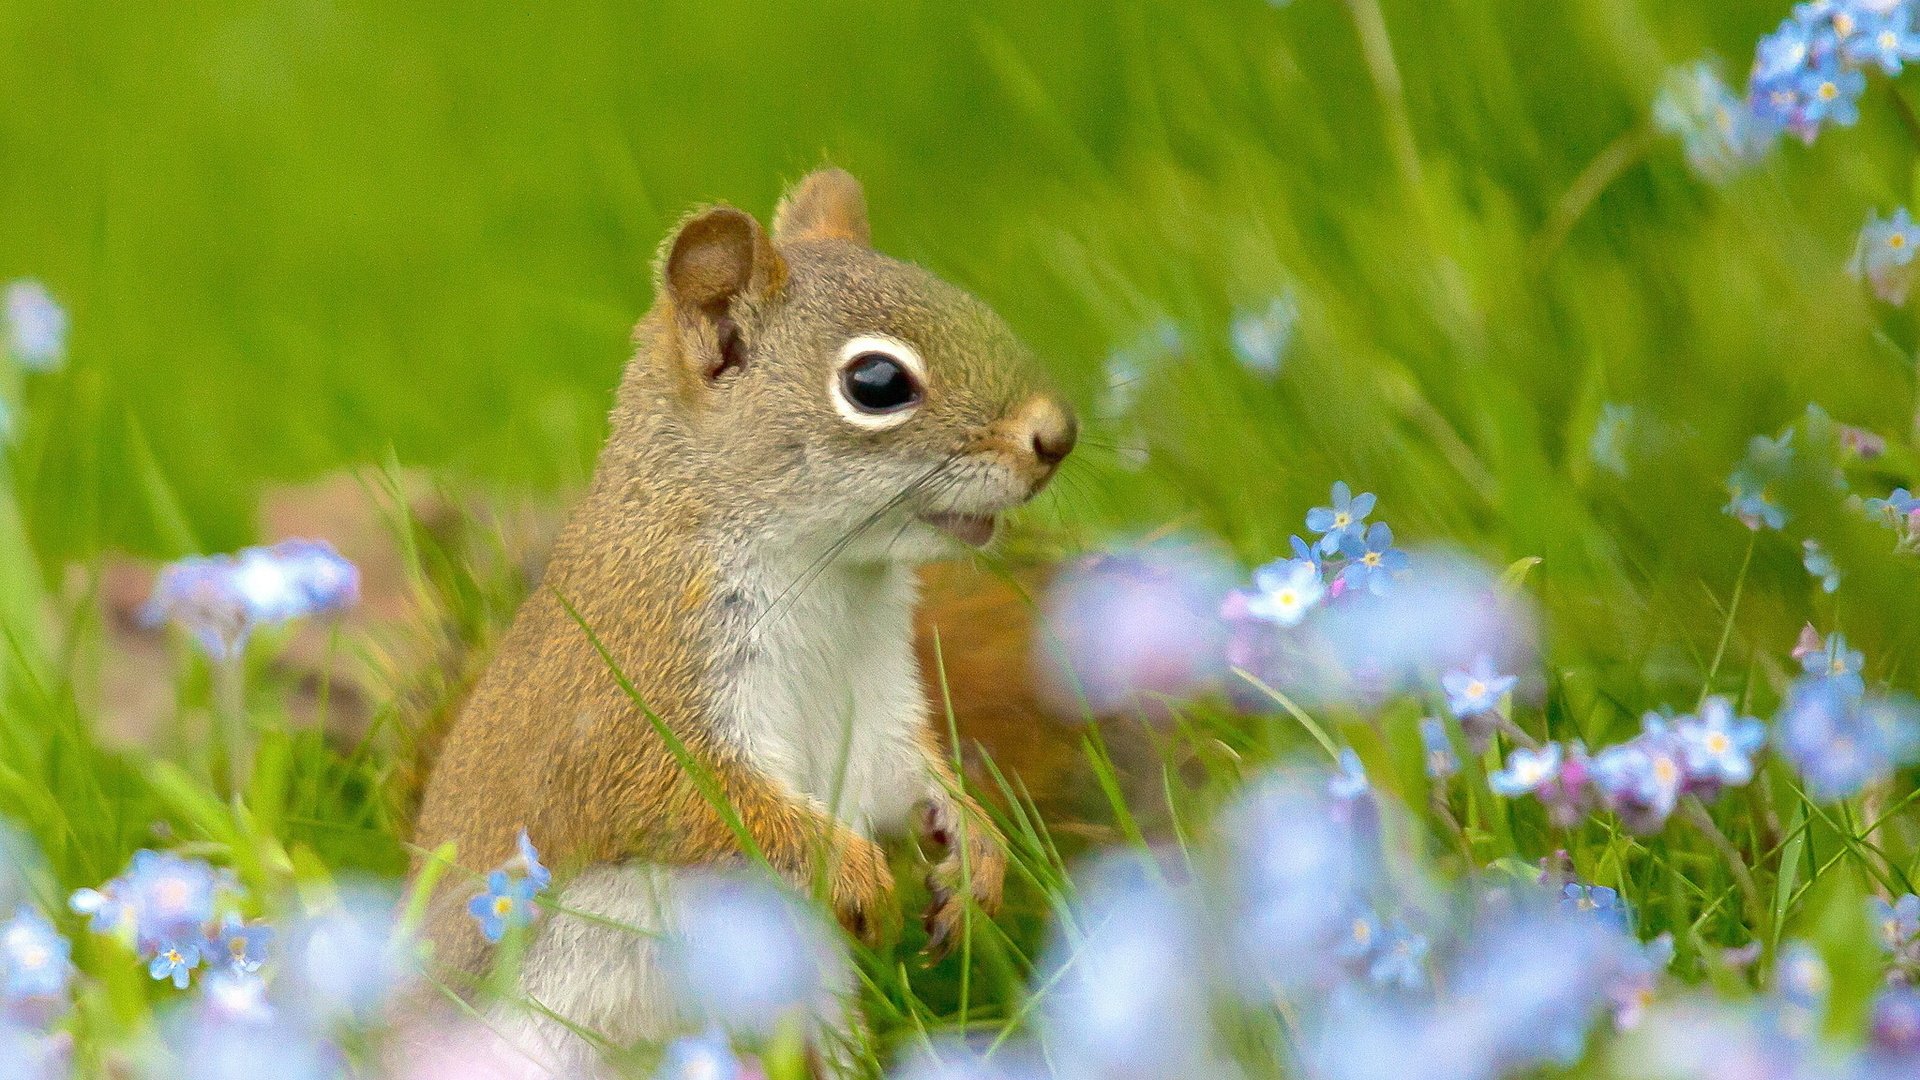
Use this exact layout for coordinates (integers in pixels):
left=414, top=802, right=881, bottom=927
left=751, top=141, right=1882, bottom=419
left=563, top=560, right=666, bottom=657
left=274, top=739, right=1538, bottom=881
left=920, top=798, right=1007, bottom=961
left=827, top=831, right=897, bottom=947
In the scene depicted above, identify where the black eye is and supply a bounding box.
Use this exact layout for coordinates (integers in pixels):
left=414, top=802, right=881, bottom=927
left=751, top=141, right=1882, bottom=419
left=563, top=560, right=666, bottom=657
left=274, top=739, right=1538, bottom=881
left=841, top=352, right=922, bottom=414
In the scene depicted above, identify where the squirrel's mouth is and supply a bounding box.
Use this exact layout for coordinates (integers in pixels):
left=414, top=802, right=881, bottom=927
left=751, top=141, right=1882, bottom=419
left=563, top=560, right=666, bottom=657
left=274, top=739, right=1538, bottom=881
left=920, top=512, right=999, bottom=548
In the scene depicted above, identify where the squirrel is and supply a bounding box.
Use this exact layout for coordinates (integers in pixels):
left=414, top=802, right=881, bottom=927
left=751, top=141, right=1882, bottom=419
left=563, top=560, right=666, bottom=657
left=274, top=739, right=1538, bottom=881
left=409, top=167, right=1076, bottom=1069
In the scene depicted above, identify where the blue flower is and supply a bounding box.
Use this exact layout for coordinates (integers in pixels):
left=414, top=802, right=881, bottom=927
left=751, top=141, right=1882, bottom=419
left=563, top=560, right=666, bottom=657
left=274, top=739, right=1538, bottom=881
left=121, top=850, right=219, bottom=949
left=1796, top=56, right=1867, bottom=128
left=1365, top=921, right=1430, bottom=992
left=1589, top=403, right=1634, bottom=475
left=1772, top=941, right=1830, bottom=1041
left=1676, top=696, right=1768, bottom=786
left=1560, top=883, right=1630, bottom=933
left=1871, top=893, right=1920, bottom=957
left=1801, top=539, right=1841, bottom=593
left=1870, top=985, right=1920, bottom=1055
left=1442, top=655, right=1516, bottom=718
left=1851, top=208, right=1920, bottom=303
left=1229, top=292, right=1298, bottom=377
left=656, top=1027, right=752, bottom=1080
left=68, top=885, right=127, bottom=936
left=666, top=872, right=848, bottom=1038
left=1490, top=742, right=1563, bottom=797
left=1305, top=481, right=1376, bottom=555
left=1328, top=748, right=1369, bottom=800
left=1846, top=8, right=1920, bottom=74
left=205, top=915, right=271, bottom=974
left=1725, top=476, right=1787, bottom=531
left=1336, top=522, right=1409, bottom=596
left=1419, top=716, right=1459, bottom=779
left=1245, top=556, right=1325, bottom=627
left=1800, top=631, right=1866, bottom=697
left=466, top=870, right=538, bottom=944
left=3, top=281, right=67, bottom=371
left=199, top=968, right=274, bottom=1024
left=0, top=908, right=71, bottom=1005
left=1775, top=677, right=1920, bottom=799
left=1654, top=62, right=1773, bottom=182
left=148, top=938, right=202, bottom=989
left=142, top=541, right=360, bottom=659
left=1593, top=721, right=1686, bottom=832
left=515, top=828, right=551, bottom=891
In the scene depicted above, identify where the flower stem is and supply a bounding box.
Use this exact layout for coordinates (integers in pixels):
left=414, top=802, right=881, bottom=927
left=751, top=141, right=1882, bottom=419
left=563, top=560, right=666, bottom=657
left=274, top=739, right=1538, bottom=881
left=1698, top=532, right=1758, bottom=711
left=1684, top=795, right=1766, bottom=938
left=211, top=654, right=249, bottom=796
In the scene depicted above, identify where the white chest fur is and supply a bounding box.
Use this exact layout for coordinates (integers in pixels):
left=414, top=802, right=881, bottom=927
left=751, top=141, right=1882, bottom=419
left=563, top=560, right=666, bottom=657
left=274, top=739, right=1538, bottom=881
left=711, top=557, right=931, bottom=839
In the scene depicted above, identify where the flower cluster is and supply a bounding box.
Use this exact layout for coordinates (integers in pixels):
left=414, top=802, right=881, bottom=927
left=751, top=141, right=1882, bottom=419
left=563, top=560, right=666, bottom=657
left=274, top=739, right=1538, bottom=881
left=1873, top=893, right=1920, bottom=980
left=1865, top=486, right=1920, bottom=552
left=1226, top=481, right=1408, bottom=633
left=69, top=850, right=269, bottom=991
left=467, top=829, right=551, bottom=943
left=1748, top=0, right=1919, bottom=145
left=142, top=539, right=360, bottom=659
left=1775, top=629, right=1920, bottom=799
left=1653, top=61, right=1775, bottom=182
left=1481, top=697, right=1764, bottom=834
left=1724, top=431, right=1794, bottom=531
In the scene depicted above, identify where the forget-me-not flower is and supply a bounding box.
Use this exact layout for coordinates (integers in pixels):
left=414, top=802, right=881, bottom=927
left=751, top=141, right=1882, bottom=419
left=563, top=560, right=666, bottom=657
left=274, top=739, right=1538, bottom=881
left=1419, top=716, right=1459, bottom=779
left=1442, top=655, right=1516, bottom=718
left=3, top=281, right=67, bottom=371
left=1337, top=522, right=1409, bottom=596
left=1490, top=743, right=1562, bottom=797
left=1852, top=208, right=1920, bottom=303
left=1676, top=696, right=1768, bottom=786
left=0, top=908, right=71, bottom=1005
left=1306, top=481, right=1376, bottom=555
left=1246, top=557, right=1325, bottom=627
left=1229, top=292, right=1298, bottom=377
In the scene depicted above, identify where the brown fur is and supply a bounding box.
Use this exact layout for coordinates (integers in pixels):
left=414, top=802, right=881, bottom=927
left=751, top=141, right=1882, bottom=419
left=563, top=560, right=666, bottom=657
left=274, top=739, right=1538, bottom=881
left=411, top=169, right=1069, bottom=982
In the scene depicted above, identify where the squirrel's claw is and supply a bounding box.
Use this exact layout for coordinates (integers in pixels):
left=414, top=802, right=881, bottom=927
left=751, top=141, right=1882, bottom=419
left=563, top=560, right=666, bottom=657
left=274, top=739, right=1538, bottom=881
left=917, top=796, right=1007, bottom=962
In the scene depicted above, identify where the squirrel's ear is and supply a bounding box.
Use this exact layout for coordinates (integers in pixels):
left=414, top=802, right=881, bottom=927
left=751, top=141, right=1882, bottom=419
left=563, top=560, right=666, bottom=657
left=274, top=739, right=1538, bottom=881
left=772, top=168, right=870, bottom=247
left=659, top=206, right=786, bottom=380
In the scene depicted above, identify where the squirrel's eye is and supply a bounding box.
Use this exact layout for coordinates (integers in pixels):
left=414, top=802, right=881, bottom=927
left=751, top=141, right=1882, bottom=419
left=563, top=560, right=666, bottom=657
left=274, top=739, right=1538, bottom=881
left=831, top=335, right=928, bottom=430
left=841, top=353, right=922, bottom=413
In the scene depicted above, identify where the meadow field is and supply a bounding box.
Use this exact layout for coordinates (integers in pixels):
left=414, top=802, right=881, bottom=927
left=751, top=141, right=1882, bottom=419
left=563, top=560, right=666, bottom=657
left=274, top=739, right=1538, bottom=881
left=4, top=0, right=1920, bottom=1076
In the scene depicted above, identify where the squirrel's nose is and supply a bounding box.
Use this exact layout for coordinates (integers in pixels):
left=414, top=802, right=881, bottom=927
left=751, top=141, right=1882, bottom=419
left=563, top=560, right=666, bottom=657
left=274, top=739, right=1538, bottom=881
left=1011, top=395, right=1077, bottom=470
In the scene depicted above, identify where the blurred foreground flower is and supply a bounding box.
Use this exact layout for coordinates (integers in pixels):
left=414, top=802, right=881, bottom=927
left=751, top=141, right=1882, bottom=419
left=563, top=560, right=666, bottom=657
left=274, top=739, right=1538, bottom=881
left=3, top=280, right=67, bottom=371
left=1775, top=672, right=1920, bottom=800
left=1039, top=854, right=1230, bottom=1078
left=142, top=539, right=360, bottom=659
left=1229, top=291, right=1298, bottom=377
left=1654, top=60, right=1773, bottom=181
left=665, top=871, right=849, bottom=1040
left=1033, top=541, right=1234, bottom=717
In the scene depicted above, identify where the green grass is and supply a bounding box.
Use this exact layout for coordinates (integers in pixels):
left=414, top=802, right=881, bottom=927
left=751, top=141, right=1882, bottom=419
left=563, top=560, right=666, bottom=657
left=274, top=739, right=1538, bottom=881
left=6, top=0, right=1920, bottom=1074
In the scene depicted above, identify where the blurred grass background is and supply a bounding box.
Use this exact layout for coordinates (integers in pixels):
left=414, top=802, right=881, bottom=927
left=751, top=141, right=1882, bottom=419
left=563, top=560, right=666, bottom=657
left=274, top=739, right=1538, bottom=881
left=7, top=0, right=1920, bottom=864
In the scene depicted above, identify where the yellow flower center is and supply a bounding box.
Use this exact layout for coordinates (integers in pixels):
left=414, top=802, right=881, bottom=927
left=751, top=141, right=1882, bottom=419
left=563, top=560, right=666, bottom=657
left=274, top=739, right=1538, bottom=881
left=1819, top=81, right=1840, bottom=102
left=230, top=937, right=248, bottom=959
left=1836, top=14, right=1856, bottom=36
left=1705, top=732, right=1731, bottom=754
left=1465, top=680, right=1487, bottom=700
left=1884, top=30, right=1901, bottom=50
left=1893, top=233, right=1908, bottom=250
left=1832, top=658, right=1848, bottom=674
left=1362, top=552, right=1382, bottom=568
left=1653, top=757, right=1679, bottom=784
left=493, top=896, right=515, bottom=918
left=1333, top=512, right=1351, bottom=528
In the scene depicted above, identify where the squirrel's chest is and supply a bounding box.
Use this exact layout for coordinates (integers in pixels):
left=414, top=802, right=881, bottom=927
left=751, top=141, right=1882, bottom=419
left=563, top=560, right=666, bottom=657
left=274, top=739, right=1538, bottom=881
left=710, top=564, right=929, bottom=838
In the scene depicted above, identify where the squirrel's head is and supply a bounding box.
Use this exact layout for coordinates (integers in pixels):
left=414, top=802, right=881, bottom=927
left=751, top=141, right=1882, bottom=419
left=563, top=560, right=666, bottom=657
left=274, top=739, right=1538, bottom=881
left=621, top=168, right=1075, bottom=563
